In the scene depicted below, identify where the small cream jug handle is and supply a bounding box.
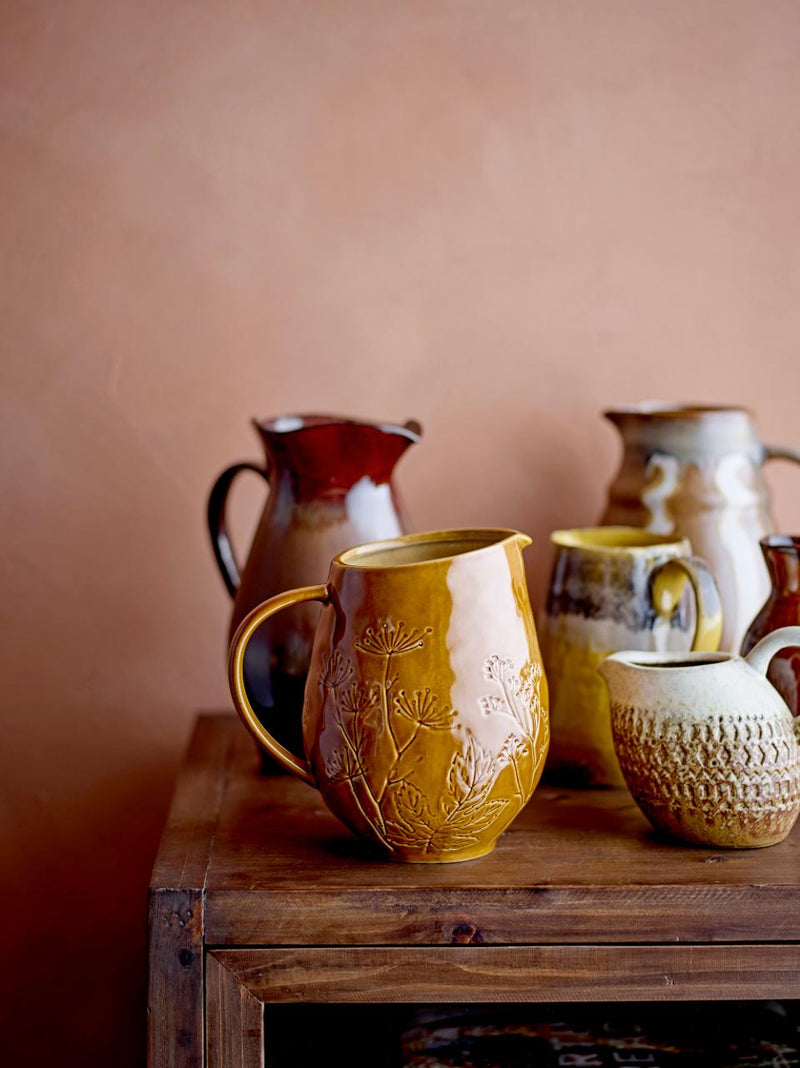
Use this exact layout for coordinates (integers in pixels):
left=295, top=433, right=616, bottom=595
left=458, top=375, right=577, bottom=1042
left=649, top=555, right=723, bottom=652
left=228, top=584, right=331, bottom=785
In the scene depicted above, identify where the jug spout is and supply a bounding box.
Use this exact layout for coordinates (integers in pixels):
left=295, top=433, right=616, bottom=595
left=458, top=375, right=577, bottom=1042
left=597, top=651, right=631, bottom=695
left=254, top=414, right=422, bottom=497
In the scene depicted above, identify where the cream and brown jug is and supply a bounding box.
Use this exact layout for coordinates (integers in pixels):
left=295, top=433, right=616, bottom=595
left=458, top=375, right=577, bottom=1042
left=601, top=403, right=800, bottom=651
left=541, top=527, right=722, bottom=787
left=600, top=627, right=800, bottom=848
left=228, top=529, right=550, bottom=862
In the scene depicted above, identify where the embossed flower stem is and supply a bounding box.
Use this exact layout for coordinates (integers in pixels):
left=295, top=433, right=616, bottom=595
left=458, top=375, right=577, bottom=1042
left=336, top=725, right=391, bottom=845
left=509, top=753, right=524, bottom=802
left=500, top=675, right=523, bottom=728
left=396, top=723, right=420, bottom=759
left=381, top=653, right=400, bottom=754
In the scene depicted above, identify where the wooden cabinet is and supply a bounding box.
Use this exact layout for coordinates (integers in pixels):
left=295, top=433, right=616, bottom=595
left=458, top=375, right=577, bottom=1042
left=147, top=715, right=800, bottom=1067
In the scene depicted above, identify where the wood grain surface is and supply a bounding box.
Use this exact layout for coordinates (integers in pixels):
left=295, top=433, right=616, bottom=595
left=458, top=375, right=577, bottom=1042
left=206, top=953, right=264, bottom=1068
left=209, top=945, right=800, bottom=1003
left=147, top=716, right=233, bottom=1068
left=194, top=717, right=800, bottom=947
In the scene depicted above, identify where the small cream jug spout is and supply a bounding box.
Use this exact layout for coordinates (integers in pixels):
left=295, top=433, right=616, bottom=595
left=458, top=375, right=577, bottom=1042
left=600, top=627, right=800, bottom=848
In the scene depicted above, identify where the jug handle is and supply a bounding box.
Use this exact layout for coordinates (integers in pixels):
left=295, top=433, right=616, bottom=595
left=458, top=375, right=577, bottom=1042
left=228, top=584, right=330, bottom=785
left=744, top=626, right=800, bottom=677
left=650, top=556, right=723, bottom=652
left=207, top=462, right=270, bottom=597
left=763, top=444, right=800, bottom=466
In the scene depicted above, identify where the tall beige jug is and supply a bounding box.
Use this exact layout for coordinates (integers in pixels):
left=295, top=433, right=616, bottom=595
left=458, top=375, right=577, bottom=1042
left=601, top=404, right=800, bottom=651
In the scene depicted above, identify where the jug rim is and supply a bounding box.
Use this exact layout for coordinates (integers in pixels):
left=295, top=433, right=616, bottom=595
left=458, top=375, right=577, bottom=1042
left=761, top=534, right=800, bottom=553
left=605, top=649, right=735, bottom=671
left=551, top=526, right=690, bottom=554
left=252, top=414, right=422, bottom=442
left=603, top=402, right=753, bottom=421
left=335, top=528, right=530, bottom=570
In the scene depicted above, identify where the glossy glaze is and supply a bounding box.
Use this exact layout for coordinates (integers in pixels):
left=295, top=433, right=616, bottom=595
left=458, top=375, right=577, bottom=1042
left=208, top=414, right=420, bottom=759
left=600, top=628, right=800, bottom=848
left=228, top=529, right=550, bottom=862
left=601, top=403, right=800, bottom=651
left=741, top=536, right=800, bottom=714
left=541, top=527, right=722, bottom=787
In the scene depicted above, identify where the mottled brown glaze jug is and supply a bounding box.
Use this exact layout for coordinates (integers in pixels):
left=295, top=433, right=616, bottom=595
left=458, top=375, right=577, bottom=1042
left=602, top=404, right=800, bottom=652
left=741, top=536, right=800, bottom=715
left=228, top=529, right=550, bottom=863
left=208, top=415, right=421, bottom=761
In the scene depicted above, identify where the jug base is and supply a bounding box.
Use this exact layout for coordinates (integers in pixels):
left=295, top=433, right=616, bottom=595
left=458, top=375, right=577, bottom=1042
left=383, top=841, right=498, bottom=864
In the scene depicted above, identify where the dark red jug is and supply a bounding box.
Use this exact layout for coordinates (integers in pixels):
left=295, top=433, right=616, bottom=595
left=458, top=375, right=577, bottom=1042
left=208, top=415, right=421, bottom=764
left=741, top=535, right=800, bottom=715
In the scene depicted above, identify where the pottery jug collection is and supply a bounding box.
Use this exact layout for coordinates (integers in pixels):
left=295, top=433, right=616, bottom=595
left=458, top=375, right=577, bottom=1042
left=213, top=405, right=800, bottom=860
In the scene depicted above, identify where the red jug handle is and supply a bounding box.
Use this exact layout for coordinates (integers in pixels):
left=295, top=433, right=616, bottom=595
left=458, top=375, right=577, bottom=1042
left=207, top=462, right=270, bottom=597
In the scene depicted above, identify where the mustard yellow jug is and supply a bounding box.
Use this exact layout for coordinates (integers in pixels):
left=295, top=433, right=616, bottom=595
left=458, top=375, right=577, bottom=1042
left=229, top=529, right=549, bottom=862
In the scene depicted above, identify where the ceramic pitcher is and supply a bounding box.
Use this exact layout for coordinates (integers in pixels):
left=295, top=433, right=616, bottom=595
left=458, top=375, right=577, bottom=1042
left=541, top=527, right=722, bottom=788
left=208, top=414, right=421, bottom=761
left=601, top=403, right=800, bottom=651
left=741, top=536, right=800, bottom=714
left=228, top=529, right=550, bottom=863
left=600, top=627, right=800, bottom=848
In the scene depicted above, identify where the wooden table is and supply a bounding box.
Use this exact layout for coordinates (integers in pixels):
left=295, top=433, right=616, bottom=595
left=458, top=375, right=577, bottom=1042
left=147, top=714, right=800, bottom=1067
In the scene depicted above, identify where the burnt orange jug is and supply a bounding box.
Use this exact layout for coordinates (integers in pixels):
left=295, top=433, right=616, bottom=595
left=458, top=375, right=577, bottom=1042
left=208, top=415, right=421, bottom=762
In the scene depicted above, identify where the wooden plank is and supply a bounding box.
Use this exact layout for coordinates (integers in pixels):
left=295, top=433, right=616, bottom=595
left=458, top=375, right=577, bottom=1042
left=206, top=883, right=800, bottom=946
left=150, top=714, right=236, bottom=891
left=206, top=954, right=264, bottom=1068
left=148, top=715, right=236, bottom=1068
left=148, top=889, right=205, bottom=1068
left=210, top=945, right=800, bottom=1004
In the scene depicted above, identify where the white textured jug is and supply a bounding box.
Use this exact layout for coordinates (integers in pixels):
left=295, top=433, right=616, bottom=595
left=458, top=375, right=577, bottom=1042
left=600, top=627, right=800, bottom=848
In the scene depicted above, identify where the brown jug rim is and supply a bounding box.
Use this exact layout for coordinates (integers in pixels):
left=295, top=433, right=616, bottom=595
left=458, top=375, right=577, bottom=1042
left=603, top=402, right=754, bottom=421
left=761, top=534, right=800, bottom=553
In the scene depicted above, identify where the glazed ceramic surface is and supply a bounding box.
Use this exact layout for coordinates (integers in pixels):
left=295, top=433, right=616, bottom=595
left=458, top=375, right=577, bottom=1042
left=600, top=627, right=800, bottom=848
left=741, top=536, right=800, bottom=715
left=601, top=403, right=800, bottom=652
left=229, top=529, right=550, bottom=863
left=541, top=527, right=722, bottom=788
left=208, top=414, right=420, bottom=759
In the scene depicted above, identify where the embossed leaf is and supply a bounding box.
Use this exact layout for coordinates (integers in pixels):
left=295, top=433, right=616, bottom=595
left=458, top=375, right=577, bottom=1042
left=429, top=798, right=510, bottom=850
left=394, top=780, right=435, bottom=829
left=384, top=820, right=430, bottom=849
left=446, top=797, right=509, bottom=834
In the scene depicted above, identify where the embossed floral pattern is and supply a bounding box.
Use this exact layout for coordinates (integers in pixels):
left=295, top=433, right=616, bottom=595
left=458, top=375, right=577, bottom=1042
left=317, top=620, right=547, bottom=857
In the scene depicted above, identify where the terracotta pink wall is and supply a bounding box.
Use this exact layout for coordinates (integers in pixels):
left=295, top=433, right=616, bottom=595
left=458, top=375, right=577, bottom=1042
left=3, top=1, right=800, bottom=1062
